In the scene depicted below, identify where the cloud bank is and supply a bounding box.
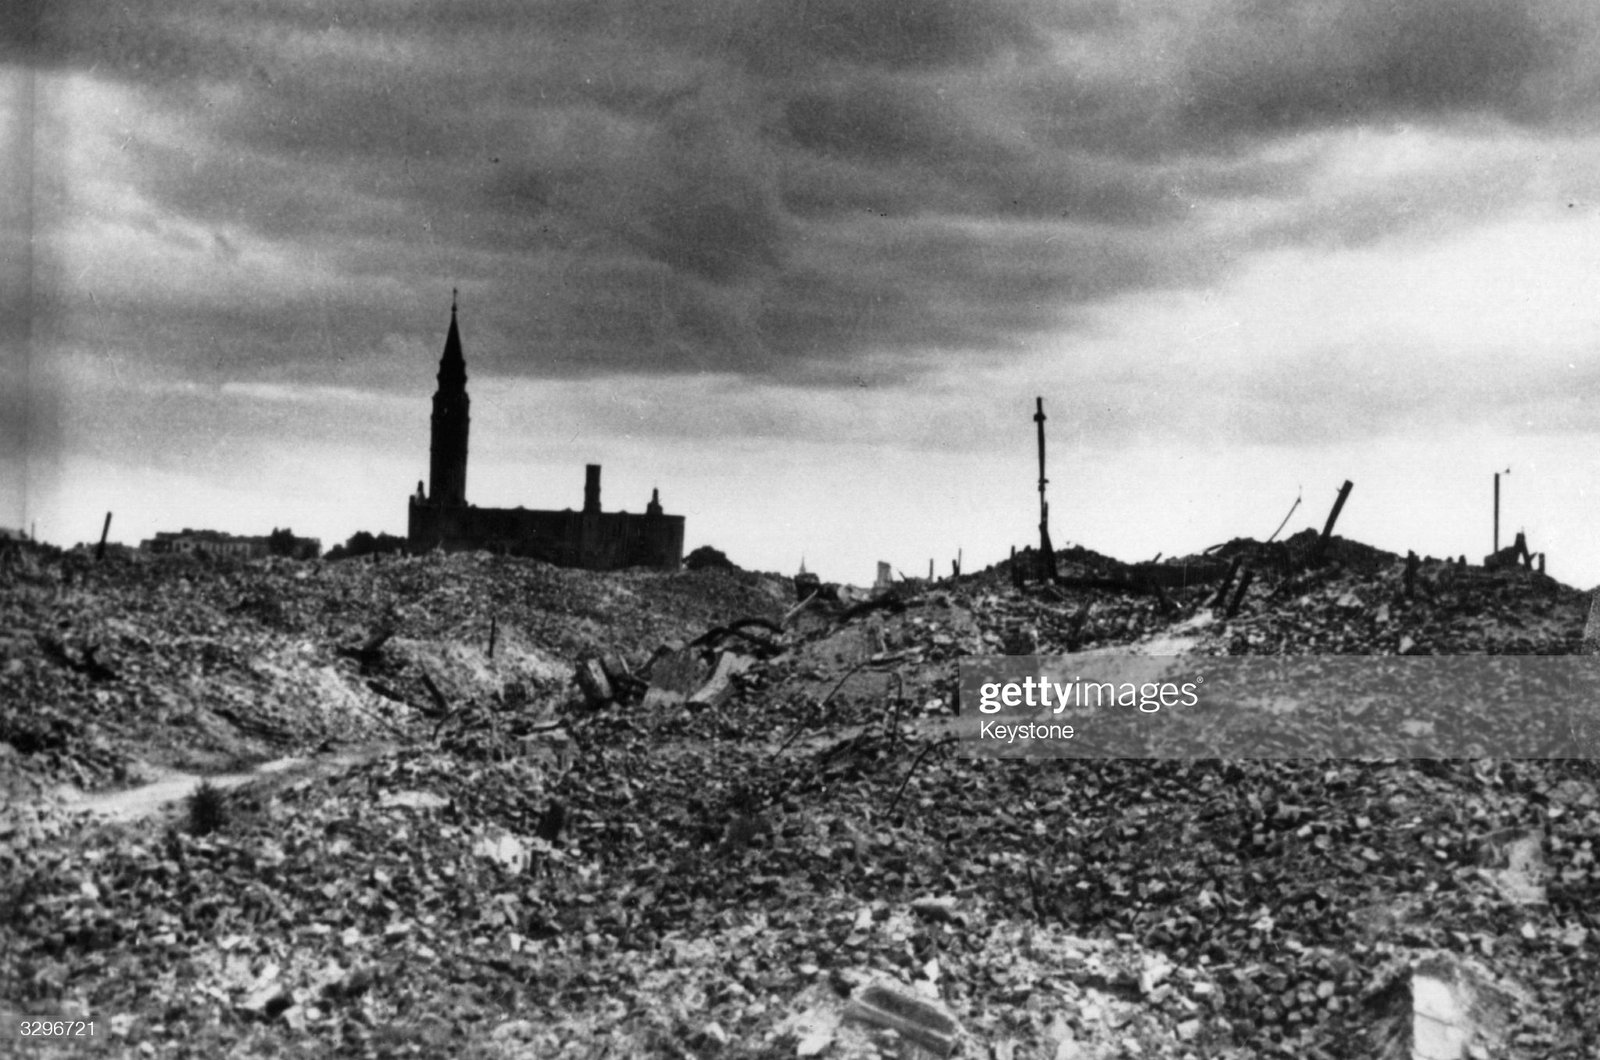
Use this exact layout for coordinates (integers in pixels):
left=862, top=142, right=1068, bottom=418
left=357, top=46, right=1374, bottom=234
left=12, top=0, right=1599, bottom=393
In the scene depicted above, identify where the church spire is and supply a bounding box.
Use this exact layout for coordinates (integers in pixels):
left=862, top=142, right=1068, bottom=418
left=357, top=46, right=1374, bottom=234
left=437, top=288, right=467, bottom=390
left=428, top=293, right=471, bottom=507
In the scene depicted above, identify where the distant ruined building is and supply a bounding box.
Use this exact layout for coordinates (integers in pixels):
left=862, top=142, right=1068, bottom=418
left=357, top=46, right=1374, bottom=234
left=140, top=528, right=320, bottom=560
left=406, top=298, right=685, bottom=570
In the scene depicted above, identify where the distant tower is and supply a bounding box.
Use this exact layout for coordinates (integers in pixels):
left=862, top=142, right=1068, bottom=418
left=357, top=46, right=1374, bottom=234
left=428, top=292, right=470, bottom=507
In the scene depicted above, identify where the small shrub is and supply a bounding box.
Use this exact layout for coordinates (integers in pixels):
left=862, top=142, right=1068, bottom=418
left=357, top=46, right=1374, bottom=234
left=188, top=779, right=229, bottom=836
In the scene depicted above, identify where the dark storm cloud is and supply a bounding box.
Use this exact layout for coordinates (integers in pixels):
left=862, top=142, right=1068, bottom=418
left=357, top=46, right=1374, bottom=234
left=1174, top=0, right=1574, bottom=145
left=15, top=0, right=1600, bottom=388
left=45, top=290, right=423, bottom=389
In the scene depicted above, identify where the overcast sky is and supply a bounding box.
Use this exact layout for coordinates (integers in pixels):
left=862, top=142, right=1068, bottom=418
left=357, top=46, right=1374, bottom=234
left=8, top=0, right=1600, bottom=584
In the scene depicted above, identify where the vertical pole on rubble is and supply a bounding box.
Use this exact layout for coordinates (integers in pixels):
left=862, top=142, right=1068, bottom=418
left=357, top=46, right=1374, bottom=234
left=1494, top=469, right=1509, bottom=555
left=1034, top=397, right=1055, bottom=583
left=95, top=512, right=112, bottom=562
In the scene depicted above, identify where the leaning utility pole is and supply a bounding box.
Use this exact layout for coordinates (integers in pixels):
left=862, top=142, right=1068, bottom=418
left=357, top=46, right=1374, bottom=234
left=1034, top=397, right=1056, bottom=582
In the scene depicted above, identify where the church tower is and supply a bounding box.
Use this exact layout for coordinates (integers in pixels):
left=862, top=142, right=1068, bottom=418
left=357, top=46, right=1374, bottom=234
left=427, top=293, right=470, bottom=507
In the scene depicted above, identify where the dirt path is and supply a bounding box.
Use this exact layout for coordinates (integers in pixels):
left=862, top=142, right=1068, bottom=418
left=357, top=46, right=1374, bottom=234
left=60, top=746, right=393, bottom=824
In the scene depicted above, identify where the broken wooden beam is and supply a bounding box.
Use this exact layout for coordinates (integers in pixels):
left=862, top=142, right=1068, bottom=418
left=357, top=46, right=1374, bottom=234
left=420, top=671, right=451, bottom=716
left=781, top=592, right=818, bottom=628
left=1582, top=589, right=1600, bottom=656
left=95, top=511, right=112, bottom=562
left=1315, top=480, right=1354, bottom=560
left=1209, top=555, right=1243, bottom=609
left=844, top=979, right=962, bottom=1057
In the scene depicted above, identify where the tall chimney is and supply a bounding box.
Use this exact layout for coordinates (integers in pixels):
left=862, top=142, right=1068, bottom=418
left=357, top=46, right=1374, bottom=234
left=584, top=464, right=601, bottom=513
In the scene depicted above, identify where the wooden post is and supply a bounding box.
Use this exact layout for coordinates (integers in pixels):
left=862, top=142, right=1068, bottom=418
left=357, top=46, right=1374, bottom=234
left=1320, top=481, right=1353, bottom=546
left=1313, top=480, right=1353, bottom=563
left=1404, top=551, right=1419, bottom=600
left=1583, top=590, right=1600, bottom=655
left=1493, top=472, right=1501, bottom=555
left=488, top=615, right=498, bottom=659
left=95, top=512, right=112, bottom=562
left=1226, top=568, right=1255, bottom=618
left=1034, top=397, right=1056, bottom=583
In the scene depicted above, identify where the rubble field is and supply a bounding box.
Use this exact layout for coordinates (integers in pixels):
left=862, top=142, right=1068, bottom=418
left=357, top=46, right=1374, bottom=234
left=2, top=536, right=1598, bottom=1059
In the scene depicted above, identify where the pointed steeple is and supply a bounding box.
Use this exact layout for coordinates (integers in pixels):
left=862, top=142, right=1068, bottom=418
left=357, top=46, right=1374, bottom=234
left=428, top=290, right=471, bottom=507
left=437, top=288, right=467, bottom=390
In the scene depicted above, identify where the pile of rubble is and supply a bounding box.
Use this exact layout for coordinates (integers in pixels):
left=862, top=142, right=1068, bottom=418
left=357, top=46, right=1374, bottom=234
left=4, top=533, right=1598, bottom=1059
left=0, top=545, right=790, bottom=804
left=571, top=530, right=1586, bottom=728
